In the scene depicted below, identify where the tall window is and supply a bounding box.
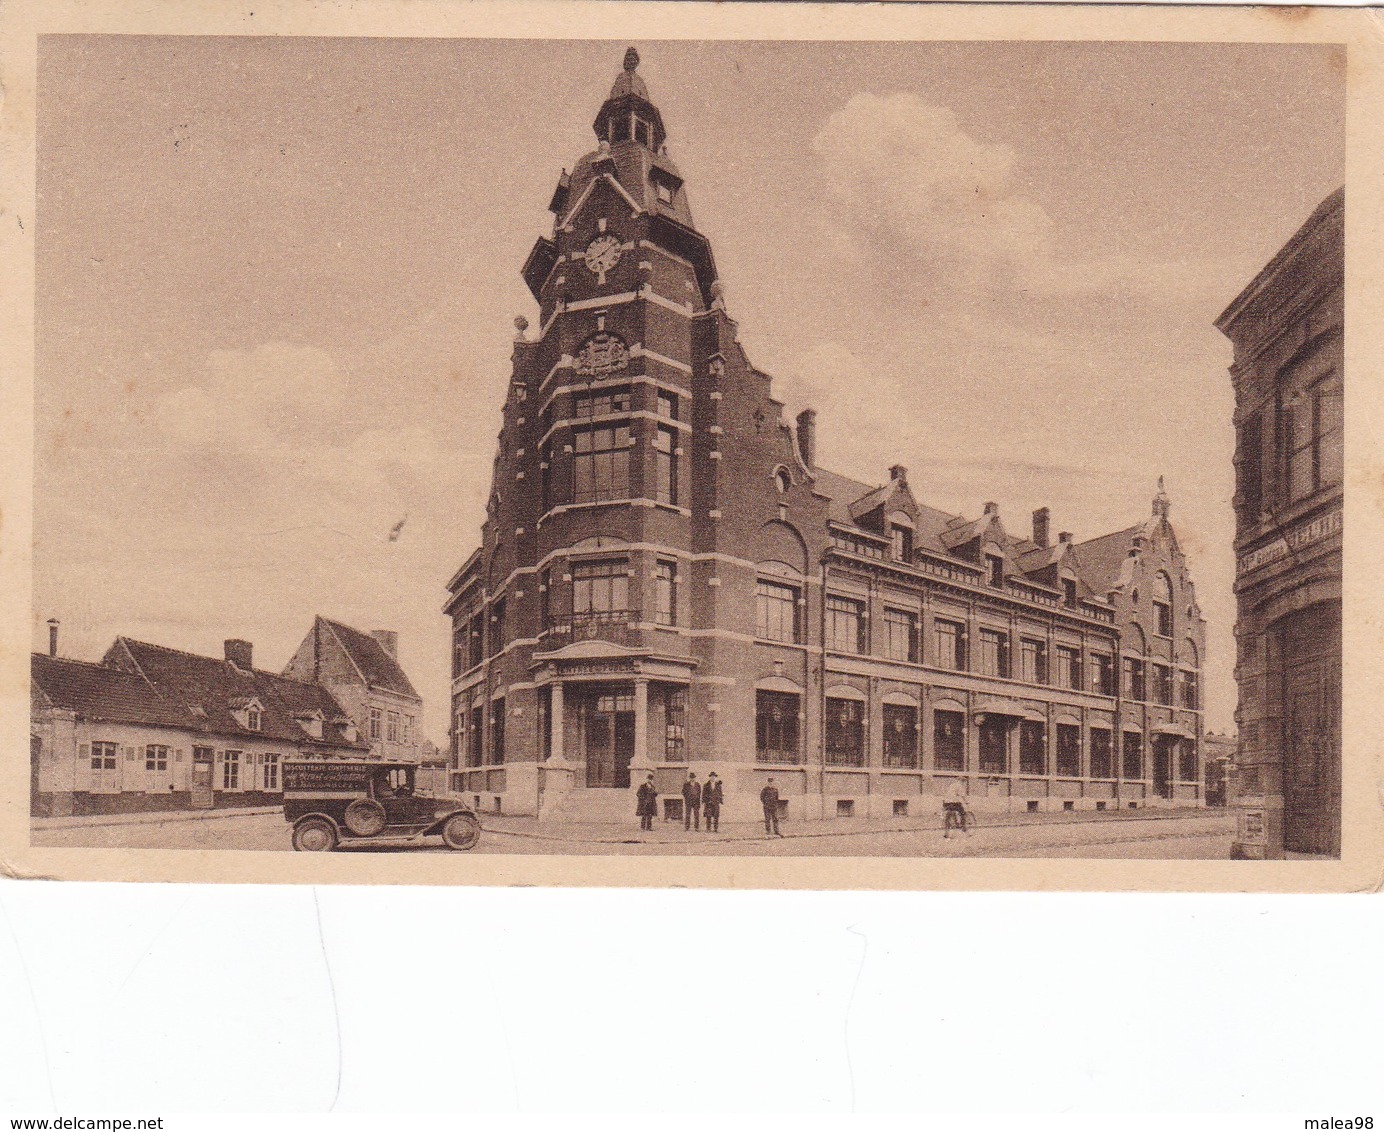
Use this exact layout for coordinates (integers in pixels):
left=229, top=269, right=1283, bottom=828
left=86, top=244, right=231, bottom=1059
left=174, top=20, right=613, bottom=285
left=826, top=596, right=866, bottom=654
left=664, top=687, right=687, bottom=761
left=756, top=691, right=799, bottom=763
left=468, top=705, right=484, bottom=768
left=468, top=613, right=484, bottom=669
left=573, top=387, right=631, bottom=418
left=145, top=744, right=169, bottom=772
left=490, top=699, right=506, bottom=765
left=883, top=608, right=919, bottom=663
left=573, top=559, right=630, bottom=616
left=1055, top=724, right=1080, bottom=776
left=1020, top=638, right=1048, bottom=684
left=1154, top=573, right=1174, bottom=637
left=1122, top=732, right=1144, bottom=779
left=654, top=559, right=677, bottom=625
left=1180, top=669, right=1200, bottom=710
left=573, top=424, right=631, bottom=503
left=539, top=569, right=552, bottom=630
left=826, top=697, right=865, bottom=767
left=263, top=754, right=280, bottom=791
left=891, top=524, right=913, bottom=562
left=882, top=704, right=918, bottom=768
left=1055, top=645, right=1082, bottom=690
left=933, top=711, right=965, bottom=771
left=1282, top=377, right=1343, bottom=503
left=978, top=717, right=1007, bottom=773
left=1089, top=729, right=1113, bottom=778
left=1238, top=410, right=1263, bottom=522
left=657, top=391, right=678, bottom=420
left=756, top=579, right=800, bottom=643
left=653, top=426, right=677, bottom=505
left=1153, top=663, right=1173, bottom=706
left=1178, top=739, right=1198, bottom=783
left=452, top=622, right=466, bottom=677
left=540, top=445, right=553, bottom=511
left=977, top=628, right=1010, bottom=678
left=933, top=619, right=967, bottom=670
left=369, top=707, right=382, bottom=741
left=223, top=750, right=241, bottom=790
left=987, top=554, right=1005, bottom=588
left=387, top=711, right=400, bottom=743
left=1091, top=653, right=1116, bottom=696
left=1019, top=721, right=1046, bottom=775
left=1123, top=657, right=1146, bottom=702
left=490, top=599, right=506, bottom=655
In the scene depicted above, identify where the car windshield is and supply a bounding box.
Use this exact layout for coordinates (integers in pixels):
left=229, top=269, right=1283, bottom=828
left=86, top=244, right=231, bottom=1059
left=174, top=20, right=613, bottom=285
left=373, top=767, right=415, bottom=797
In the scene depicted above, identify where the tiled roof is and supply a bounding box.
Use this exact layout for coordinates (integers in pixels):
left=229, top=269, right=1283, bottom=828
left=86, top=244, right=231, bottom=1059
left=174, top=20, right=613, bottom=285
left=1070, top=525, right=1141, bottom=596
left=32, top=654, right=195, bottom=729
left=319, top=618, right=420, bottom=700
left=104, top=637, right=366, bottom=749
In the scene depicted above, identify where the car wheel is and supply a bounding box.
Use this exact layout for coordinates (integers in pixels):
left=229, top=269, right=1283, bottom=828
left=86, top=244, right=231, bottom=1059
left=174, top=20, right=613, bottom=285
left=343, top=798, right=387, bottom=837
left=293, top=818, right=338, bottom=852
left=441, top=812, right=481, bottom=851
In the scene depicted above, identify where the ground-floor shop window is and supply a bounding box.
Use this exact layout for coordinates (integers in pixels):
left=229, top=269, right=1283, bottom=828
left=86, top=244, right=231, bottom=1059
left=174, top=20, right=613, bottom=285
left=664, top=687, right=687, bottom=761
left=490, top=699, right=506, bottom=764
left=1122, top=733, right=1143, bottom=779
left=933, top=710, right=965, bottom=770
left=826, top=697, right=865, bottom=767
left=1019, top=721, right=1046, bottom=775
left=882, top=703, right=918, bottom=768
left=1055, top=724, right=1080, bottom=776
left=979, top=717, right=1007, bottom=773
left=756, top=690, right=800, bottom=763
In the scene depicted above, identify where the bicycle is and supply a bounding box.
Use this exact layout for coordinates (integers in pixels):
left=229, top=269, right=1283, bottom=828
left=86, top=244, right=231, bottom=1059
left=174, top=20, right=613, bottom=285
left=942, top=800, right=975, bottom=837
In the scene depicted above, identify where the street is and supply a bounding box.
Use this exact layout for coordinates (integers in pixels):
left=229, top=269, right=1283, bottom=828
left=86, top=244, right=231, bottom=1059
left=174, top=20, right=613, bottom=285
left=31, top=808, right=1236, bottom=858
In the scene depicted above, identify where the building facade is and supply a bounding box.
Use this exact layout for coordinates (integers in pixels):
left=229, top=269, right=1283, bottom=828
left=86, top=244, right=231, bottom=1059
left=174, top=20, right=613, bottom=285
left=444, top=50, right=1206, bottom=822
left=283, top=616, right=424, bottom=763
left=1216, top=188, right=1343, bottom=858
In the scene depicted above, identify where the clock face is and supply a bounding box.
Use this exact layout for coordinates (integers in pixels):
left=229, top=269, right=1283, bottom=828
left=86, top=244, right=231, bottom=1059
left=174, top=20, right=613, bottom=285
left=584, top=234, right=622, bottom=277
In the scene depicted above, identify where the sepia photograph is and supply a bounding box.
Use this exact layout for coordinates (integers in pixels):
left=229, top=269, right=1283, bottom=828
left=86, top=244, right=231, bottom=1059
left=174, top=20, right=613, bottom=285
left=10, top=19, right=1368, bottom=884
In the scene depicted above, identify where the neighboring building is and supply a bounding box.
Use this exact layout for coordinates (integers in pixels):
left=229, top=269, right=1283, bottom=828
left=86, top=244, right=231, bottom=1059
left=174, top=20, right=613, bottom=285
left=282, top=616, right=424, bottom=764
left=443, top=49, right=1206, bottom=821
left=1203, top=732, right=1239, bottom=808
left=1216, top=187, right=1343, bottom=858
left=31, top=633, right=367, bottom=816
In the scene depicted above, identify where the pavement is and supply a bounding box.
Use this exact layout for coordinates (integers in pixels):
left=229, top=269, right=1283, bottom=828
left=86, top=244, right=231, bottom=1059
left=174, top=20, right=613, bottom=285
left=29, top=803, right=1237, bottom=858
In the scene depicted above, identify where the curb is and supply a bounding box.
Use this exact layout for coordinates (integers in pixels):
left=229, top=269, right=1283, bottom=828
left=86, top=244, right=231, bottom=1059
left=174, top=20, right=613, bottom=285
left=31, top=806, right=280, bottom=832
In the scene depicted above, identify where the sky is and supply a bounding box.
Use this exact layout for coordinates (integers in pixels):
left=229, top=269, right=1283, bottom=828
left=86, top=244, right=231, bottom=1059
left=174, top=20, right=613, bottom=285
left=33, top=36, right=1345, bottom=741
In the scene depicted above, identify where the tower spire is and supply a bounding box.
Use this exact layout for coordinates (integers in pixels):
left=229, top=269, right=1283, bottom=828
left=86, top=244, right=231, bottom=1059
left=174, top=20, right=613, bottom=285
left=593, top=45, right=666, bottom=151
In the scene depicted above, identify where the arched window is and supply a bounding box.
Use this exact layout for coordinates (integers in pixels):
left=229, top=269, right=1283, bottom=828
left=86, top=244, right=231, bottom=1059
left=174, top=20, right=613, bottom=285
left=773, top=467, right=791, bottom=494
left=1153, top=572, right=1174, bottom=637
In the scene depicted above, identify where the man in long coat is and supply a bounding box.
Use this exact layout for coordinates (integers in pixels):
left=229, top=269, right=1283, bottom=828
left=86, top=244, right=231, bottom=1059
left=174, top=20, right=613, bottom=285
left=760, top=778, right=782, bottom=837
left=635, top=773, right=658, bottom=831
left=703, top=772, right=724, bottom=832
left=681, top=772, right=702, bottom=831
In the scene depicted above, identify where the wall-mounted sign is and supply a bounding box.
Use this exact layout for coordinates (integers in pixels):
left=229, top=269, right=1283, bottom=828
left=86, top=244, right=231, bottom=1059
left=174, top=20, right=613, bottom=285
left=1236, top=506, right=1341, bottom=577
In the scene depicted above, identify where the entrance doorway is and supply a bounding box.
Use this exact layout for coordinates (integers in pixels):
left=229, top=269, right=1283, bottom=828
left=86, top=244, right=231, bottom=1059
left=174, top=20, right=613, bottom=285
left=1152, top=736, right=1175, bottom=799
left=1278, top=602, right=1341, bottom=856
left=579, top=686, right=635, bottom=788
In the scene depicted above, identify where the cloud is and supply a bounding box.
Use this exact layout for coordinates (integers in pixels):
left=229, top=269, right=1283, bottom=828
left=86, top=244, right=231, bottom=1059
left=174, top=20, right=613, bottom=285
left=811, top=93, right=1054, bottom=294
left=157, top=341, right=348, bottom=449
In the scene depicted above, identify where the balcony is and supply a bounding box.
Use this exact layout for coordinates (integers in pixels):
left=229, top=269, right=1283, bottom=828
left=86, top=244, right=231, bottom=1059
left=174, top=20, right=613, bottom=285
left=540, top=610, right=643, bottom=650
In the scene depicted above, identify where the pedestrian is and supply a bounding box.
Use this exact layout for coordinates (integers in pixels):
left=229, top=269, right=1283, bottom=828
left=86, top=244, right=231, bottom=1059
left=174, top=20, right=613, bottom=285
left=635, top=773, right=657, bottom=832
left=703, top=771, right=723, bottom=832
left=760, top=777, right=782, bottom=837
left=681, top=771, right=702, bottom=831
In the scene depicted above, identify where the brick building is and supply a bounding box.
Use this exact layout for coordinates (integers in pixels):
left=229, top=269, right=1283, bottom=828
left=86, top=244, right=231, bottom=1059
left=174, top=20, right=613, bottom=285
left=444, top=50, right=1206, bottom=822
left=1216, top=188, right=1343, bottom=858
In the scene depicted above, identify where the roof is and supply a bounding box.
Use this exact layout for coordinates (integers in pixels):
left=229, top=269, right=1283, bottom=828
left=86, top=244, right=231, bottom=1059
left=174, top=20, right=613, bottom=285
left=319, top=618, right=420, bottom=700
left=101, top=637, right=366, bottom=750
left=32, top=654, right=196, bottom=730
left=1070, top=525, right=1141, bottom=595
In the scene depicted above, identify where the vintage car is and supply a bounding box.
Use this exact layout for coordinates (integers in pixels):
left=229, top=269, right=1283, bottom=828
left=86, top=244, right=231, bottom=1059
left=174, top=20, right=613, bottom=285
left=282, top=759, right=481, bottom=852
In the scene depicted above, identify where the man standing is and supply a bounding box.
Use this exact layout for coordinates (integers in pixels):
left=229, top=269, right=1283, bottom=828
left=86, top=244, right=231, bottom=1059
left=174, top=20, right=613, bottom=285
left=635, top=773, right=657, bottom=832
left=760, top=777, right=782, bottom=837
left=681, top=772, right=702, bottom=831
left=703, top=771, right=724, bottom=832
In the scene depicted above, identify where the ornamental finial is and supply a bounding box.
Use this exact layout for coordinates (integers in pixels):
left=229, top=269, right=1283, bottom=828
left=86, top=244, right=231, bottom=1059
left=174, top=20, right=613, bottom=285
left=623, top=47, right=640, bottom=72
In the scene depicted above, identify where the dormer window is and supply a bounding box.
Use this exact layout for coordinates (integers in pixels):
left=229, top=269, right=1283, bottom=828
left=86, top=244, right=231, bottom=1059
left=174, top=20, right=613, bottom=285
left=247, top=707, right=261, bottom=732
left=892, top=525, right=913, bottom=563
left=1063, top=578, right=1078, bottom=608
left=655, top=180, right=673, bottom=203
left=987, top=554, right=1005, bottom=588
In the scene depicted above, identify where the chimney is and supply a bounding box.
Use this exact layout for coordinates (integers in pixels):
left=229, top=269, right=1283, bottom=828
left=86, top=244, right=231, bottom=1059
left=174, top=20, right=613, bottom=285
left=889, top=464, right=908, bottom=484
left=47, top=618, right=59, bottom=658
left=1032, top=507, right=1051, bottom=548
left=224, top=639, right=253, bottom=670
left=983, top=501, right=998, bottom=516
left=1058, top=531, right=1073, bottom=546
left=795, top=409, right=817, bottom=468
left=371, top=630, right=399, bottom=659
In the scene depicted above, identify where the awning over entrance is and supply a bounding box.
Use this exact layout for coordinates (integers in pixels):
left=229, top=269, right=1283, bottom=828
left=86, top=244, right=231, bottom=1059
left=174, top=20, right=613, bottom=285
left=973, top=700, right=1043, bottom=723
left=1152, top=723, right=1196, bottom=739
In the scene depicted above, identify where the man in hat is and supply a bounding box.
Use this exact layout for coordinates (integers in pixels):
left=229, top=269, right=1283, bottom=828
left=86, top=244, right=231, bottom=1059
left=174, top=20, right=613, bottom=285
left=681, top=771, right=702, bottom=831
left=760, top=777, right=782, bottom=837
left=703, top=771, right=724, bottom=832
left=635, top=773, right=658, bottom=832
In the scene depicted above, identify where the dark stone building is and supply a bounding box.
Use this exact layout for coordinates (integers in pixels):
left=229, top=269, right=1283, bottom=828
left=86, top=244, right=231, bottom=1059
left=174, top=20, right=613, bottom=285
left=444, top=50, right=1206, bottom=822
left=1216, top=188, right=1343, bottom=858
